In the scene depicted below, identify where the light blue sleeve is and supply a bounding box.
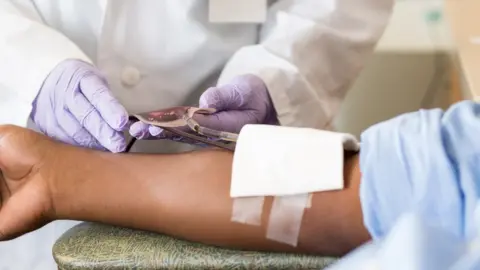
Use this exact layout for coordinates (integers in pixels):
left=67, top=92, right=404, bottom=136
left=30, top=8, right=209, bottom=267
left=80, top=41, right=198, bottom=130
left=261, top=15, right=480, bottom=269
left=326, top=213, right=471, bottom=270
left=359, top=100, right=480, bottom=240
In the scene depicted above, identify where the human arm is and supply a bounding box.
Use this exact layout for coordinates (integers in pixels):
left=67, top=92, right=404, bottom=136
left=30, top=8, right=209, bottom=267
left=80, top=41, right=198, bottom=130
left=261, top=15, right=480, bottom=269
left=131, top=0, right=395, bottom=139
left=32, top=98, right=480, bottom=261
left=0, top=125, right=368, bottom=257
left=326, top=213, right=472, bottom=270
left=0, top=0, right=91, bottom=126
left=328, top=100, right=480, bottom=269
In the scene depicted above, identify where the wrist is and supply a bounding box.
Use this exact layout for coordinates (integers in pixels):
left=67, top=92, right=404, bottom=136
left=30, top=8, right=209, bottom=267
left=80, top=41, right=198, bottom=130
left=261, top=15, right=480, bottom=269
left=47, top=144, right=98, bottom=220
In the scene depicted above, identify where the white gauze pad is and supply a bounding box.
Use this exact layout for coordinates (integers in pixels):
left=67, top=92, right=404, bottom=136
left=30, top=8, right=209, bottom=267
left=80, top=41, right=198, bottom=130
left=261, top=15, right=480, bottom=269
left=231, top=125, right=359, bottom=197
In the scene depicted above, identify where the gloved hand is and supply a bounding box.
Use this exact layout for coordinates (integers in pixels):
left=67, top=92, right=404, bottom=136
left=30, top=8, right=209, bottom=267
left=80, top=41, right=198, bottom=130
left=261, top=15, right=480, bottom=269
left=31, top=60, right=129, bottom=152
left=129, top=74, right=278, bottom=141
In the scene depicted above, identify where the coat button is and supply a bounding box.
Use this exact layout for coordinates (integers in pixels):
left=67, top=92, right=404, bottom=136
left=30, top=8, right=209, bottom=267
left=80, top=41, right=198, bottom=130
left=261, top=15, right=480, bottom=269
left=121, top=66, right=141, bottom=87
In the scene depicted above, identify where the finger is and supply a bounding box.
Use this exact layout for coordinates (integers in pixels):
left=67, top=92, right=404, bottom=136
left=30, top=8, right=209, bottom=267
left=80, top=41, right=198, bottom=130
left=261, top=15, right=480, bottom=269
left=193, top=110, right=258, bottom=133
left=129, top=122, right=169, bottom=140
left=129, top=122, right=216, bottom=147
left=79, top=76, right=129, bottom=131
left=129, top=122, right=152, bottom=139
left=56, top=109, right=105, bottom=150
left=148, top=125, right=166, bottom=138
left=155, top=110, right=253, bottom=139
left=66, top=91, right=127, bottom=152
left=199, top=85, right=246, bottom=111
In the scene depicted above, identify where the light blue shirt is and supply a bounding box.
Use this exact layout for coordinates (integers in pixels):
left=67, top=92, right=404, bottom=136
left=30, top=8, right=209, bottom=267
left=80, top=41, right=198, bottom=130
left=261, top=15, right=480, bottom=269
left=360, top=100, right=480, bottom=240
left=327, top=100, right=480, bottom=269
left=326, top=213, right=480, bottom=270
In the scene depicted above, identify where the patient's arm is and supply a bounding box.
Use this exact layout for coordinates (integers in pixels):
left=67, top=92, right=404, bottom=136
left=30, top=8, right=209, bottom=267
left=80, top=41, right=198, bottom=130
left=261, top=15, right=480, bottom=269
left=0, top=125, right=367, bottom=257
left=51, top=146, right=368, bottom=256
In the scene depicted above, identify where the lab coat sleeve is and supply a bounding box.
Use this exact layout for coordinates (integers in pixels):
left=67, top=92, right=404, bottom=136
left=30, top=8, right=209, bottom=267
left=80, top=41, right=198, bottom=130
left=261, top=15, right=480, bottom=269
left=359, top=100, right=480, bottom=241
left=217, top=0, right=394, bottom=128
left=0, top=0, right=91, bottom=127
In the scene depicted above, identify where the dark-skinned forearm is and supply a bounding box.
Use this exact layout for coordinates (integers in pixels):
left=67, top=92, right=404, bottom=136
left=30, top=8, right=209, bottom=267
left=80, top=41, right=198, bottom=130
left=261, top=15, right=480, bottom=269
left=51, top=146, right=369, bottom=256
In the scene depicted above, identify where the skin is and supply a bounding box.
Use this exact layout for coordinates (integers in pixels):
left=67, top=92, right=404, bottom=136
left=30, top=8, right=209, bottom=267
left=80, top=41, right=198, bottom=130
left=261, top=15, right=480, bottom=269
left=0, top=125, right=369, bottom=257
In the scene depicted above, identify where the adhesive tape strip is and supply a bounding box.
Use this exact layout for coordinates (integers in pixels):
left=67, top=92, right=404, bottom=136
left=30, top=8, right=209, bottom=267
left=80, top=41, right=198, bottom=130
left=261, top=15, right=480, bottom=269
left=231, top=196, right=265, bottom=226
left=266, top=193, right=309, bottom=246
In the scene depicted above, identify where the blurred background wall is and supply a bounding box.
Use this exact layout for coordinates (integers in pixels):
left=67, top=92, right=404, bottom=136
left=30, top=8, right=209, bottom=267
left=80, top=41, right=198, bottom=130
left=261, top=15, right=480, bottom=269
left=333, top=0, right=453, bottom=137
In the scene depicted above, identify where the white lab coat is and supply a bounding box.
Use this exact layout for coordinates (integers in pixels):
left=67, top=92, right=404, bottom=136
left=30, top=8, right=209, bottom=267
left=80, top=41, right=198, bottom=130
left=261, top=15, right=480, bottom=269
left=0, top=0, right=393, bottom=269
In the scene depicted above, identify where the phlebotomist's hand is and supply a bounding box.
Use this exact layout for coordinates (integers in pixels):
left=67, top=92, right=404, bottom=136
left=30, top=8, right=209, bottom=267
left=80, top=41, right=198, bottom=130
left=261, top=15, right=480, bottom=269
left=129, top=74, right=279, bottom=141
left=31, top=60, right=129, bottom=153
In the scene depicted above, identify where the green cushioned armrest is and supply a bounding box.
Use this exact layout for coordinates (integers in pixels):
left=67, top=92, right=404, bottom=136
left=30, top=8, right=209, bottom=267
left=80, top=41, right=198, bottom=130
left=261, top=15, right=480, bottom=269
left=53, top=222, right=336, bottom=270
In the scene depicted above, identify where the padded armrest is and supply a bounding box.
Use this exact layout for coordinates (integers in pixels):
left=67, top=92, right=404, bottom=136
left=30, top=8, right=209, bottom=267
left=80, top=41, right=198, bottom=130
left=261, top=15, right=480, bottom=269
left=53, top=222, right=336, bottom=269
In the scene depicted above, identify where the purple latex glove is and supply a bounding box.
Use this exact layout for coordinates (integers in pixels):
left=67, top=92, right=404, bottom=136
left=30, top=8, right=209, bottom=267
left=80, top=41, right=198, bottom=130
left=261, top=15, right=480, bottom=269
left=31, top=60, right=129, bottom=152
left=129, top=74, right=278, bottom=141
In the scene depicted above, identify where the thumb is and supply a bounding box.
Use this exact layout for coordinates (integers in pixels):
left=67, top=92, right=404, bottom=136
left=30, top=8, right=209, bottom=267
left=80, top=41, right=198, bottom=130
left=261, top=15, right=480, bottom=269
left=200, top=74, right=266, bottom=111
left=199, top=85, right=245, bottom=111
left=0, top=181, right=51, bottom=241
left=193, top=110, right=258, bottom=134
